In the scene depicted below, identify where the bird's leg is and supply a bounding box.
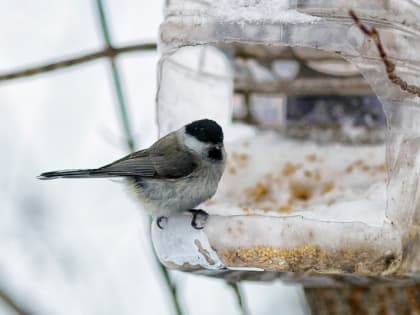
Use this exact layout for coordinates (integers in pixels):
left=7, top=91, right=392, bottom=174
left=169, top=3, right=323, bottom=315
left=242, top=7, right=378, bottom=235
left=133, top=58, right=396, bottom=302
left=188, top=209, right=209, bottom=230
left=157, top=216, right=168, bottom=230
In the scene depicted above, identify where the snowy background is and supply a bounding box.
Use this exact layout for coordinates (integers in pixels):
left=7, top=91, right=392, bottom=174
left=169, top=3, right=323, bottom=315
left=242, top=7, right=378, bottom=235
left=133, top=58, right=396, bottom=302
left=0, top=1, right=306, bottom=314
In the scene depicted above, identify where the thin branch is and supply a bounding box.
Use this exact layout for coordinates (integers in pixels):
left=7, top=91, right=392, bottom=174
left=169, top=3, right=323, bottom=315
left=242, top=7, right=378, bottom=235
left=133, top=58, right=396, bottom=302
left=349, top=10, right=420, bottom=98
left=235, top=77, right=372, bottom=95
left=0, top=42, right=156, bottom=83
left=228, top=282, right=249, bottom=315
left=0, top=287, right=33, bottom=315
left=94, top=1, right=183, bottom=315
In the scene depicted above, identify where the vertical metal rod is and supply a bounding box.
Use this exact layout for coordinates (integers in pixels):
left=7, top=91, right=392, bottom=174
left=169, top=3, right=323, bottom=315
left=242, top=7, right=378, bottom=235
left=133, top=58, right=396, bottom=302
left=94, top=1, right=183, bottom=314
left=96, top=0, right=135, bottom=151
left=229, top=282, right=250, bottom=315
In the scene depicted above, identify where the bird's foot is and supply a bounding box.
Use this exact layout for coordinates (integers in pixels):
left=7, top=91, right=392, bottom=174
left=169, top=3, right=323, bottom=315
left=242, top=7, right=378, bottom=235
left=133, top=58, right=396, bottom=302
left=157, top=216, right=168, bottom=230
left=188, top=209, right=209, bottom=230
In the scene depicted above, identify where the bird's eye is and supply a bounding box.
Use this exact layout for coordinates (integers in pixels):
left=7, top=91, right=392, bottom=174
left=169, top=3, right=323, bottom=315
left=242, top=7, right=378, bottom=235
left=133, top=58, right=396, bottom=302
left=208, top=147, right=222, bottom=161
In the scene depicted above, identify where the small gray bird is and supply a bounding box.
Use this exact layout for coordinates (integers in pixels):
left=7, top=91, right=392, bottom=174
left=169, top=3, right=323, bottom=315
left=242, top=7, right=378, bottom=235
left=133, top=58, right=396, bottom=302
left=38, top=119, right=226, bottom=229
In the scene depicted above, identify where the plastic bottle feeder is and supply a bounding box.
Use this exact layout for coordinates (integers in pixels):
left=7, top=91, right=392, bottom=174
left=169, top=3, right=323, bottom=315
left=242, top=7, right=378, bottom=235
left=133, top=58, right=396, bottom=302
left=152, top=0, right=420, bottom=285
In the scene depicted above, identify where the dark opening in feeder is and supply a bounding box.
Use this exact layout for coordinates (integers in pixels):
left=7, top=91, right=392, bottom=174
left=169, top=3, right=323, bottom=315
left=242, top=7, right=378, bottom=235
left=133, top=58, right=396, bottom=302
left=152, top=0, right=420, bottom=285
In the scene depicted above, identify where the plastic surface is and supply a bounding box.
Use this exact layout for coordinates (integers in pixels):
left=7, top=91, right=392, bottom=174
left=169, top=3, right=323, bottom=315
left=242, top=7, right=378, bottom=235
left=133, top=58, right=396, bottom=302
left=153, top=0, right=420, bottom=282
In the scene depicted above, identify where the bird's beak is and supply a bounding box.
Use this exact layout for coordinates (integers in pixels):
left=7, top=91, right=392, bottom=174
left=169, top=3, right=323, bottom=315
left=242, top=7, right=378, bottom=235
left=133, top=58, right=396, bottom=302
left=215, top=144, right=222, bottom=150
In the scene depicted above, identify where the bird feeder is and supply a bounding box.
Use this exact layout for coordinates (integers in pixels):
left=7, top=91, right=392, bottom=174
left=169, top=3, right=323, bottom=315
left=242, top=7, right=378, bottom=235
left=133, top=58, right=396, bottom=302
left=152, top=0, right=420, bottom=287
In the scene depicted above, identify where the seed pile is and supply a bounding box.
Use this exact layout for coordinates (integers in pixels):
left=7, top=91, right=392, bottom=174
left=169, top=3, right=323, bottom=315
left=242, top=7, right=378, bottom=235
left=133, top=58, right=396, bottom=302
left=213, top=134, right=386, bottom=215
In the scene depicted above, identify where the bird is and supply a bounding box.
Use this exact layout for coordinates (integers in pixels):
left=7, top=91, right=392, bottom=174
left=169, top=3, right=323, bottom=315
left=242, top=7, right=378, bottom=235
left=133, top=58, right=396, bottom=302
left=38, top=119, right=226, bottom=230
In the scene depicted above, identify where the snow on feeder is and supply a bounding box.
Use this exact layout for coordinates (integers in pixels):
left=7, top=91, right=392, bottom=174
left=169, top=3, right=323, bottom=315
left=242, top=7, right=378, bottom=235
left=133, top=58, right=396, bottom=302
left=152, top=0, right=420, bottom=284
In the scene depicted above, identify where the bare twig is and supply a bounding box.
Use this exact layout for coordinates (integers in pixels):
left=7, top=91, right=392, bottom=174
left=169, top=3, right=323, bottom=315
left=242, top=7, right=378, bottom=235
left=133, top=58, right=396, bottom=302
left=235, top=77, right=371, bottom=95
left=94, top=1, right=183, bottom=315
left=349, top=10, right=420, bottom=97
left=0, top=287, right=33, bottom=315
left=0, top=42, right=156, bottom=83
left=229, top=282, right=250, bottom=315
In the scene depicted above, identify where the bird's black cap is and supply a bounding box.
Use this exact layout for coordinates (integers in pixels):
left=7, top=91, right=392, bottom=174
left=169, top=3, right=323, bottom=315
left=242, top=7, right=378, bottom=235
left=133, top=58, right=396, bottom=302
left=185, top=119, right=224, bottom=144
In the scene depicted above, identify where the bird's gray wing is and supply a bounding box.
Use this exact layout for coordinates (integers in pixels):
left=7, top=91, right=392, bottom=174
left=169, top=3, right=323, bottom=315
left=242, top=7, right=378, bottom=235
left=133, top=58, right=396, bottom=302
left=96, top=133, right=198, bottom=178
left=96, top=150, right=156, bottom=176
left=148, top=133, right=199, bottom=178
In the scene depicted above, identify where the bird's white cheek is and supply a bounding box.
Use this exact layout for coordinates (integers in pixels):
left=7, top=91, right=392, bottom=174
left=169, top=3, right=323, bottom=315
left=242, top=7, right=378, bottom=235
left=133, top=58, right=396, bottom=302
left=183, top=134, right=208, bottom=155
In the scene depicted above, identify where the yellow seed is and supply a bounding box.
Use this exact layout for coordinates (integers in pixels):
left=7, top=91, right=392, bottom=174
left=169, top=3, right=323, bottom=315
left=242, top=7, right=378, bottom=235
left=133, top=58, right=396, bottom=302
left=306, top=153, right=317, bottom=162
left=277, top=204, right=291, bottom=212
left=322, top=181, right=335, bottom=194
left=282, top=162, right=297, bottom=176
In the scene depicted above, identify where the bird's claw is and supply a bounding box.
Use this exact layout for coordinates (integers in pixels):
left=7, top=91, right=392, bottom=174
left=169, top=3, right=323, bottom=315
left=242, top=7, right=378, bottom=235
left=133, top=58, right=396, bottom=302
left=188, top=209, right=209, bottom=230
left=157, top=216, right=168, bottom=230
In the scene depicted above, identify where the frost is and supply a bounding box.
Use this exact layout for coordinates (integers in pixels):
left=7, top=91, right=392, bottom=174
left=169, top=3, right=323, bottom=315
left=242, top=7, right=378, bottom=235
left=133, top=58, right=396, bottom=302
left=209, top=0, right=321, bottom=24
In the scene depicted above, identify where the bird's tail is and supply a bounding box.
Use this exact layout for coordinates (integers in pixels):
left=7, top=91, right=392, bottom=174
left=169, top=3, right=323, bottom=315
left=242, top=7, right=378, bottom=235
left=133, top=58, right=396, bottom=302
left=37, top=169, right=113, bottom=180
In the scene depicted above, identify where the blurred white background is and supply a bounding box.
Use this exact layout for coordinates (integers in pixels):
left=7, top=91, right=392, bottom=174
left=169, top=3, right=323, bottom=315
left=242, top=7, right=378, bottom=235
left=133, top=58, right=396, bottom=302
left=0, top=1, right=306, bottom=314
